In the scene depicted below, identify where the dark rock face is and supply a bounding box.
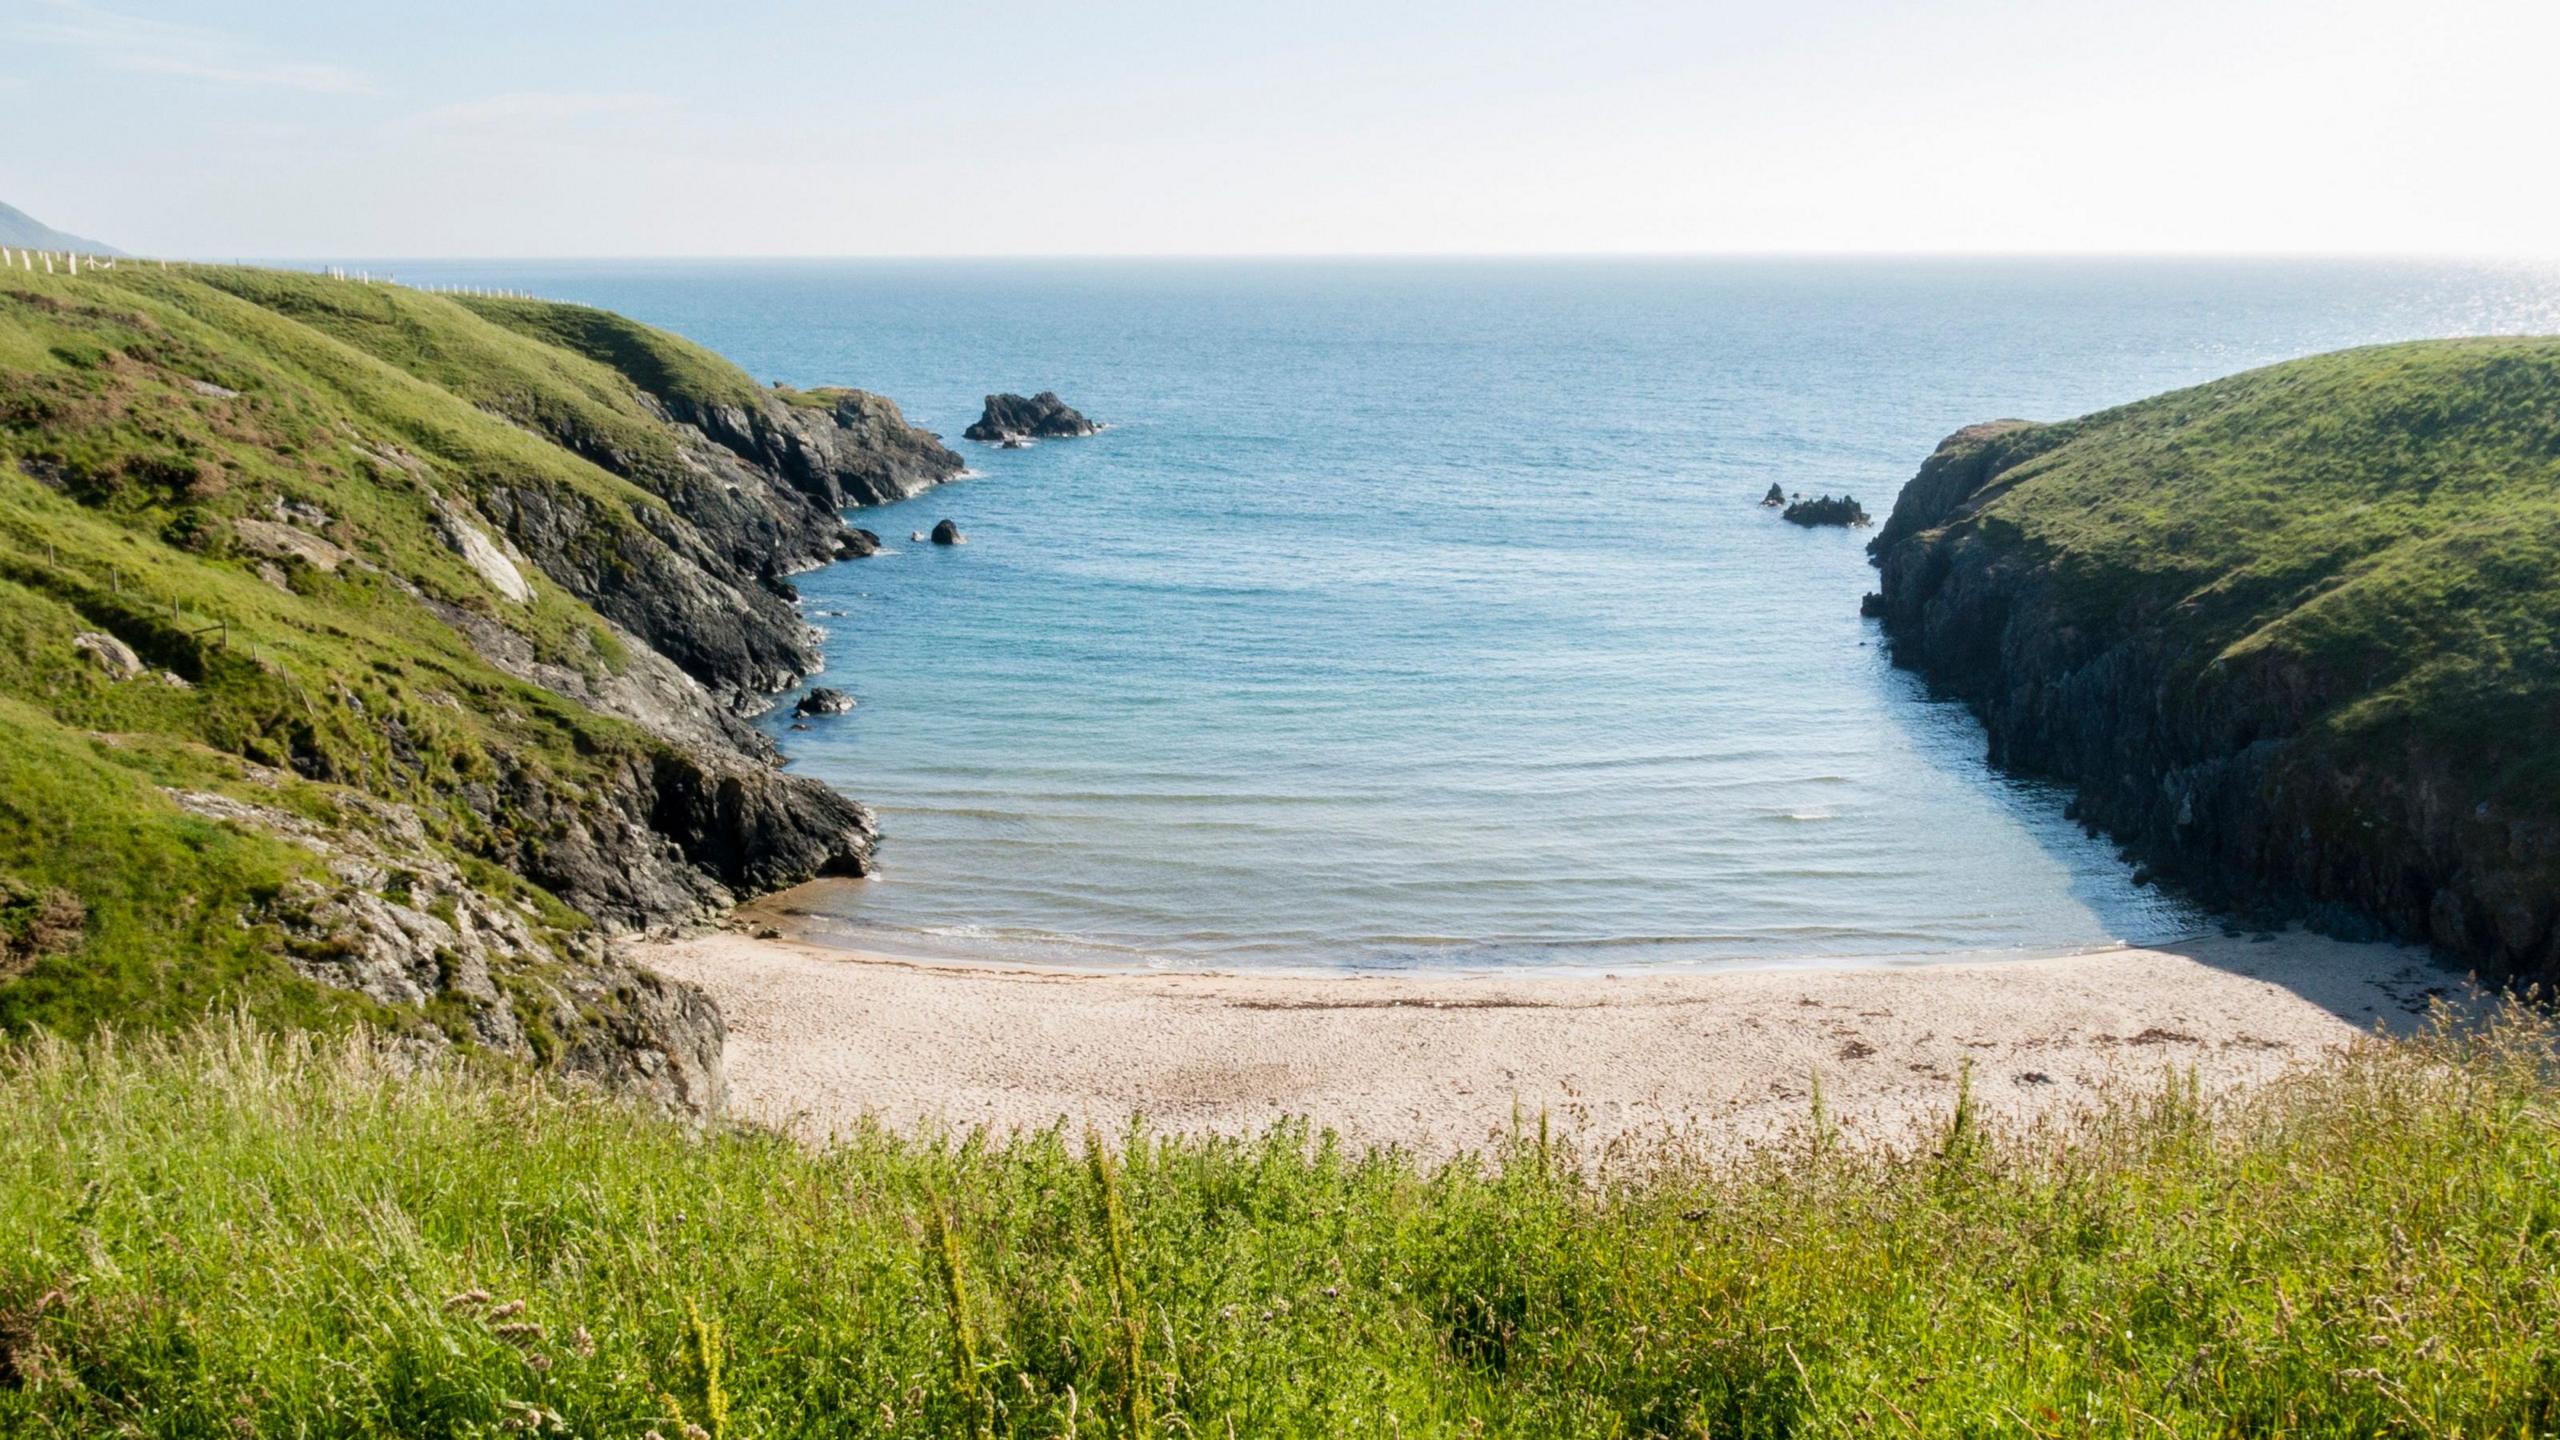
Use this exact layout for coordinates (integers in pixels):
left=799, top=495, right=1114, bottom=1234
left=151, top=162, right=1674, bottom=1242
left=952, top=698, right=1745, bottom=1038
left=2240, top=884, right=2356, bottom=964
left=930, top=519, right=965, bottom=546
left=673, top=388, right=969, bottom=512
left=964, top=391, right=1098, bottom=443
left=795, top=687, right=855, bottom=717
left=168, top=782, right=732, bottom=1112
left=479, top=384, right=963, bottom=713
left=401, top=367, right=940, bottom=1107
left=1782, top=494, right=1871, bottom=527
left=1866, top=423, right=2555, bottom=984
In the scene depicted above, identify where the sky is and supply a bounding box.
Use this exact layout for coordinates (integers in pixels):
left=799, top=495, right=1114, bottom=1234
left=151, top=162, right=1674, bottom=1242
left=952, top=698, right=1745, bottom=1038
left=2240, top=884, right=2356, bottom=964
left=2, top=0, right=2554, bottom=259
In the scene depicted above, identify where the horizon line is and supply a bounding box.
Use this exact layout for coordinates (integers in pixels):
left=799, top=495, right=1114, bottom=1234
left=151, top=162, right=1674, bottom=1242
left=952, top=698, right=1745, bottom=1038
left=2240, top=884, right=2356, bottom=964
left=167, top=248, right=2560, bottom=267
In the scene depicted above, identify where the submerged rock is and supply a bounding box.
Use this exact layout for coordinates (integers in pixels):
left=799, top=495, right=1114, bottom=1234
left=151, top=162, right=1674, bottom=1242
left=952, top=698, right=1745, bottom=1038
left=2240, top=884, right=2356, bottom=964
left=964, top=391, right=1098, bottom=444
left=930, top=519, right=965, bottom=546
left=794, top=687, right=855, bottom=717
left=1782, top=494, right=1872, bottom=527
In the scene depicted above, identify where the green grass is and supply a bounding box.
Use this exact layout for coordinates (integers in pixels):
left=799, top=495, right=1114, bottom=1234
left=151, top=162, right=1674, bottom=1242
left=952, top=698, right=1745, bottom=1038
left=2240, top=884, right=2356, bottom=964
left=1, top=1009, right=2555, bottom=1435
left=0, top=262, right=767, bottom=1048
left=451, top=292, right=774, bottom=418
left=1928, top=338, right=2560, bottom=811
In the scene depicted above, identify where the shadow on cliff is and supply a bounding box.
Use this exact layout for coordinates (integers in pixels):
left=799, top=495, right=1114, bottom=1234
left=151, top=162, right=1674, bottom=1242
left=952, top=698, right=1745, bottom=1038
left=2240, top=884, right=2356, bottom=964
left=1869, top=655, right=2471, bottom=1034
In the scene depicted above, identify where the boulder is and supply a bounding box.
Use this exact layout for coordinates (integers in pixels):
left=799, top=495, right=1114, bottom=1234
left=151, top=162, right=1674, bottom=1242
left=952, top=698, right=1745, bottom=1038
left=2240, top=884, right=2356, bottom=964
left=964, top=391, right=1098, bottom=444
left=794, top=687, right=855, bottom=717
left=232, top=516, right=350, bottom=572
left=1781, top=494, right=1872, bottom=527
left=1761, top=483, right=1788, bottom=507
left=72, top=631, right=143, bottom=679
left=930, top=519, right=965, bottom=546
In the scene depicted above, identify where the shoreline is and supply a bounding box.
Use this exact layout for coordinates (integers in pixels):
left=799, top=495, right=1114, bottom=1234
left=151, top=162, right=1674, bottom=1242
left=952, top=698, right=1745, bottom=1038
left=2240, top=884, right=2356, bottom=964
left=641, top=909, right=2472, bottom=1159
left=725, top=882, right=2191, bottom=981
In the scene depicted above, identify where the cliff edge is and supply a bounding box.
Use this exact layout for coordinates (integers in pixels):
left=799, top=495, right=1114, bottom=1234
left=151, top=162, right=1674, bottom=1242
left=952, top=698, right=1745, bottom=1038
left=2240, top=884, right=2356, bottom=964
left=1866, top=339, right=2560, bottom=984
left=0, top=264, right=964, bottom=1107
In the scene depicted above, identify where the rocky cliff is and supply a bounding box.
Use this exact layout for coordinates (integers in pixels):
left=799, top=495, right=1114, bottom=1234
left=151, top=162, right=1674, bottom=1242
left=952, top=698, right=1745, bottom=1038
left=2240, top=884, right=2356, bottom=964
left=1866, top=340, right=2560, bottom=984
left=0, top=263, right=962, bottom=1108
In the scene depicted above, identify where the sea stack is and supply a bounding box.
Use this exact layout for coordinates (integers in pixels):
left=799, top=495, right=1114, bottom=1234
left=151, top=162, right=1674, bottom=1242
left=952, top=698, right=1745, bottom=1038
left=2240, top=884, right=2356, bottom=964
left=930, top=519, right=965, bottom=545
left=964, top=391, right=1098, bottom=444
left=1782, top=494, right=1871, bottom=527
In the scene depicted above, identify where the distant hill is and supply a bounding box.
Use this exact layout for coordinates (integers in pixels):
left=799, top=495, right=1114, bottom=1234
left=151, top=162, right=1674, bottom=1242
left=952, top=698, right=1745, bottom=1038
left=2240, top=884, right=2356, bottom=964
left=0, top=200, right=118, bottom=255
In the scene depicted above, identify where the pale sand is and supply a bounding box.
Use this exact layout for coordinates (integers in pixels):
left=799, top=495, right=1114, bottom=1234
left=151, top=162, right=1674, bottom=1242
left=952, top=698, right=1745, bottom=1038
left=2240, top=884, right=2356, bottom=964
left=639, top=918, right=2471, bottom=1159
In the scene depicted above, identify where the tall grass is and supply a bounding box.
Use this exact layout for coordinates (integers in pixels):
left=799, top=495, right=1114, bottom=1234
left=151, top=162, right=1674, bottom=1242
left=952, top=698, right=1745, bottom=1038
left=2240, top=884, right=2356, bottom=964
left=1, top=1008, right=2556, bottom=1435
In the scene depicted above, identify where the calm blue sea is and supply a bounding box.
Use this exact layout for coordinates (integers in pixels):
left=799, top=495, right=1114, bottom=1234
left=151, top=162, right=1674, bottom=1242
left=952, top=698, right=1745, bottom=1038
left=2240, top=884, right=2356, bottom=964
left=380, top=257, right=2560, bottom=971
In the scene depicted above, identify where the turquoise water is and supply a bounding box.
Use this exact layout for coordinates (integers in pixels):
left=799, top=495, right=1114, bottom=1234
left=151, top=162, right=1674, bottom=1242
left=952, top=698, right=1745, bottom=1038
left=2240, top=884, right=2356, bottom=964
left=391, top=258, right=2560, bottom=970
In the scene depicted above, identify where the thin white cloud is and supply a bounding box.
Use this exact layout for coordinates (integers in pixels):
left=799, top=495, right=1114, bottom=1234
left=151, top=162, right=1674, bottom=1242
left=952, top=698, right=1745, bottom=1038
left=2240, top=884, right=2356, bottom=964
left=407, top=91, right=666, bottom=132
left=14, top=0, right=374, bottom=95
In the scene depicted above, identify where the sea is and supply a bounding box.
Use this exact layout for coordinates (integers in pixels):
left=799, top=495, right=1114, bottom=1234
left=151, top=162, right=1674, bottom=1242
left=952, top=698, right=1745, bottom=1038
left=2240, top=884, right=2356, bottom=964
left=379, top=256, right=2560, bottom=972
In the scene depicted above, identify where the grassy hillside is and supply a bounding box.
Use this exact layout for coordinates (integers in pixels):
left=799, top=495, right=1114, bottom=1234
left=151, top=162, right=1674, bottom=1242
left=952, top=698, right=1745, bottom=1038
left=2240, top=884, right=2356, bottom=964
left=0, top=262, right=896, bottom=1090
left=0, top=1008, right=2552, bottom=1435
left=1870, top=339, right=2560, bottom=973
left=1917, top=340, right=2560, bottom=796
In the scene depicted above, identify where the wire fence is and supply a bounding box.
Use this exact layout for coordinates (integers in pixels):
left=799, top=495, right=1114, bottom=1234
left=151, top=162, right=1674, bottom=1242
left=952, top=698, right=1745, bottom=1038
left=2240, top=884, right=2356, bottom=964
left=0, top=246, right=540, bottom=299
left=9, top=535, right=294, bottom=672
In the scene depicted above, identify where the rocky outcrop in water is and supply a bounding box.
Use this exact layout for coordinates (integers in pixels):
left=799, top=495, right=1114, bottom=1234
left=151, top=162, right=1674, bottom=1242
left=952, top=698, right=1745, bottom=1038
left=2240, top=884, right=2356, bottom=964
left=795, top=687, right=855, bottom=717
left=1783, top=494, right=1871, bottom=527
left=1761, top=484, right=1788, bottom=507
left=964, top=391, right=1098, bottom=443
left=931, top=519, right=965, bottom=546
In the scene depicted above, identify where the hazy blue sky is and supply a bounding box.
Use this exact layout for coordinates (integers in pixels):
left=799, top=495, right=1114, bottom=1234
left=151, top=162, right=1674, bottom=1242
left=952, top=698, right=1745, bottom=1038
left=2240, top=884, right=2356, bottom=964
left=3, top=0, right=2552, bottom=258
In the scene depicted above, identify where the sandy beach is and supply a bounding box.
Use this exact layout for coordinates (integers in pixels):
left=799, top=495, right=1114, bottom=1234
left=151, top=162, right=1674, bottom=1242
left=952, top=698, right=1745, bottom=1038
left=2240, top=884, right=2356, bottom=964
left=641, top=903, right=2472, bottom=1160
